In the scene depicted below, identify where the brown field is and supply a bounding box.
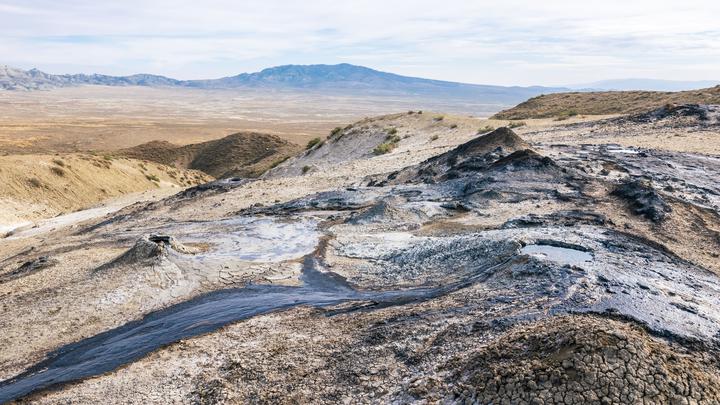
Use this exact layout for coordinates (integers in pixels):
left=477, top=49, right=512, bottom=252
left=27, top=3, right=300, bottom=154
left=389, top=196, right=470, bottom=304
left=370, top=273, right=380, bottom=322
left=0, top=86, right=501, bottom=154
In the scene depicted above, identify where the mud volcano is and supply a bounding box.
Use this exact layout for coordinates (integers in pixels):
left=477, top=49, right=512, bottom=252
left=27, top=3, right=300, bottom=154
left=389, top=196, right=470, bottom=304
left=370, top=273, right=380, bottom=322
left=2, top=125, right=720, bottom=404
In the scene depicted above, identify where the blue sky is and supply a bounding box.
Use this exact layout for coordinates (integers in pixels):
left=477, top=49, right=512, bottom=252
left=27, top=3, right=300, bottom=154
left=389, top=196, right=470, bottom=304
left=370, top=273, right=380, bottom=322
left=1, top=0, right=718, bottom=86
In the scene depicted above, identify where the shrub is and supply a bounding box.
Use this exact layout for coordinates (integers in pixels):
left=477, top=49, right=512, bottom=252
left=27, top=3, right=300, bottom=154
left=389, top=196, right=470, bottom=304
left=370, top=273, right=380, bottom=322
left=387, top=127, right=398, bottom=135
left=433, top=116, right=444, bottom=122
left=430, top=135, right=439, bottom=141
left=555, top=110, right=579, bottom=121
left=145, top=174, right=160, bottom=182
left=27, top=178, right=42, bottom=188
left=302, top=165, right=311, bottom=174
left=449, top=124, right=458, bottom=129
left=330, top=127, right=343, bottom=137
left=52, top=158, right=65, bottom=167
left=50, top=166, right=65, bottom=176
left=269, top=156, right=290, bottom=169
left=477, top=125, right=495, bottom=134
left=508, top=121, right=527, bottom=129
left=385, top=134, right=401, bottom=143
left=373, top=142, right=396, bottom=155
left=306, top=137, right=323, bottom=150
left=102, top=155, right=114, bottom=161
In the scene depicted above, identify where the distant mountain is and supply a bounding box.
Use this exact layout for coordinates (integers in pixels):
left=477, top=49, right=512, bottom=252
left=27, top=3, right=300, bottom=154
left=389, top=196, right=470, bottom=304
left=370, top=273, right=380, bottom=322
left=0, top=63, right=567, bottom=105
left=570, top=78, right=719, bottom=92
left=0, top=65, right=181, bottom=90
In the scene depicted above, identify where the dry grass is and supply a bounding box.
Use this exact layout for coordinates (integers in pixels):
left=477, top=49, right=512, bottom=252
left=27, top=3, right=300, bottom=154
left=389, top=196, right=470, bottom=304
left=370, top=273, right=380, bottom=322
left=118, top=132, right=301, bottom=178
left=493, top=86, right=720, bottom=119
left=0, top=154, right=212, bottom=225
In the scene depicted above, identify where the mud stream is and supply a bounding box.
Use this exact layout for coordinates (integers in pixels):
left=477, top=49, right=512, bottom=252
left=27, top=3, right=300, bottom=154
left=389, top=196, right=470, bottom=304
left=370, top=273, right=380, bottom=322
left=0, top=239, right=503, bottom=403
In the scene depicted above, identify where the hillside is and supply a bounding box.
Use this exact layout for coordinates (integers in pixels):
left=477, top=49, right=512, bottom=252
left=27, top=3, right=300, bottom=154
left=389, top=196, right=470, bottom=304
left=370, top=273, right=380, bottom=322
left=3, top=110, right=720, bottom=403
left=1, top=64, right=565, bottom=105
left=492, top=85, right=720, bottom=119
left=118, top=132, right=301, bottom=178
left=0, top=154, right=210, bottom=230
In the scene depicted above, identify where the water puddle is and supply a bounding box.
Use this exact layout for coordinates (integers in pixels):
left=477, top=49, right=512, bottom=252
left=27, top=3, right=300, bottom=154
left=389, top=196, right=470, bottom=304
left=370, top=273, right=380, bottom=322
left=606, top=148, right=640, bottom=154
left=521, top=244, right=593, bottom=266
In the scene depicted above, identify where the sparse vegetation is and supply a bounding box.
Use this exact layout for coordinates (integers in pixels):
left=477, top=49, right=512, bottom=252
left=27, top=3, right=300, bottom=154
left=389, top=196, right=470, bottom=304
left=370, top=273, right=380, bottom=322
left=492, top=86, right=720, bottom=120
left=269, top=156, right=290, bottom=169
left=508, top=121, right=527, bottom=129
left=433, top=116, right=444, bottom=122
left=330, top=127, right=343, bottom=137
left=449, top=124, right=458, bottom=129
left=554, top=109, right=579, bottom=121
left=306, top=137, right=323, bottom=149
left=385, top=134, right=401, bottom=143
left=145, top=174, right=160, bottom=182
left=477, top=125, right=495, bottom=134
left=430, top=134, right=439, bottom=141
left=373, top=142, right=396, bottom=155
left=387, top=127, right=398, bottom=135
left=302, top=165, right=311, bottom=174
left=374, top=134, right=401, bottom=155
left=52, top=158, right=65, bottom=167
left=50, top=166, right=65, bottom=176
left=102, top=155, right=114, bottom=161
left=27, top=178, right=42, bottom=188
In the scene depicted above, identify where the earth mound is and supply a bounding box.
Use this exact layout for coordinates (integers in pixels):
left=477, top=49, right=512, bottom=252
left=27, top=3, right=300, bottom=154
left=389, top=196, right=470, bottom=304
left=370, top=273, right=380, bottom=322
left=379, top=127, right=535, bottom=184
left=119, top=132, right=301, bottom=178
left=626, top=104, right=720, bottom=125
left=447, top=315, right=720, bottom=404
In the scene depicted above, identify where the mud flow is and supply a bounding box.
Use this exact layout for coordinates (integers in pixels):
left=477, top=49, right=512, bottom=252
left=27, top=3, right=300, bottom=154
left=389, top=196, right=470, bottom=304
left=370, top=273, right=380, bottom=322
left=2, top=122, right=720, bottom=404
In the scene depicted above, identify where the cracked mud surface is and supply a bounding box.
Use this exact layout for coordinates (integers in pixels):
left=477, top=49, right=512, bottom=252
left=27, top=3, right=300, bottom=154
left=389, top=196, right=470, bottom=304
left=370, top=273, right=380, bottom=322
left=1, top=109, right=719, bottom=404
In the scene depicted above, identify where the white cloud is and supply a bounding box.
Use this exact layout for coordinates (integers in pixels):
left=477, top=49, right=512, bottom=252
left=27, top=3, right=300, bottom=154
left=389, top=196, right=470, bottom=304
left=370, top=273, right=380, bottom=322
left=1, top=0, right=718, bottom=85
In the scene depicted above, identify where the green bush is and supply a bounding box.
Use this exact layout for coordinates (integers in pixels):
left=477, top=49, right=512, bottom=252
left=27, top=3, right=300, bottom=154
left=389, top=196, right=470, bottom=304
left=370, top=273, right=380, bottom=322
left=306, top=137, right=323, bottom=149
left=329, top=127, right=343, bottom=137
left=145, top=174, right=160, bottom=182
left=373, top=142, right=396, bottom=155
left=302, top=165, right=311, bottom=174
left=269, top=156, right=290, bottom=169
left=477, top=125, right=495, bottom=134
left=387, top=127, right=398, bottom=135
left=385, top=134, right=401, bottom=143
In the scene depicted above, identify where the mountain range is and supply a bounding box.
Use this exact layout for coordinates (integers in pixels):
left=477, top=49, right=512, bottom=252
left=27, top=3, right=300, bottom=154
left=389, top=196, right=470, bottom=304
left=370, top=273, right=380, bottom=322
left=0, top=63, right=567, bottom=105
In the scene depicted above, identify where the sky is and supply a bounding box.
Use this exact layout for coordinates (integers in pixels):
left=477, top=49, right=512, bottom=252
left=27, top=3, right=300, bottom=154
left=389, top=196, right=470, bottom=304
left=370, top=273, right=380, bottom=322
left=1, top=0, right=719, bottom=86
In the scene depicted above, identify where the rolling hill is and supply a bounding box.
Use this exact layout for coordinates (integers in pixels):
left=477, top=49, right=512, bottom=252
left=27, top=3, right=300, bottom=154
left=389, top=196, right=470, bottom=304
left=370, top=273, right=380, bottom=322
left=117, top=132, right=301, bottom=178
left=492, top=86, right=720, bottom=119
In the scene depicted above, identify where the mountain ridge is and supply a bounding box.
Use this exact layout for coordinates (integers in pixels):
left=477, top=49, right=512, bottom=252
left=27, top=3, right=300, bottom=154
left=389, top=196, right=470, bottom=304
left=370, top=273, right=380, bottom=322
left=0, top=63, right=566, bottom=104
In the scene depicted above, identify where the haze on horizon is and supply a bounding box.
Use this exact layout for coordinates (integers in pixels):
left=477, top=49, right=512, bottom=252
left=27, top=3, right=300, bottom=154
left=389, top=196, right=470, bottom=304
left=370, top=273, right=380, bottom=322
left=1, top=0, right=718, bottom=87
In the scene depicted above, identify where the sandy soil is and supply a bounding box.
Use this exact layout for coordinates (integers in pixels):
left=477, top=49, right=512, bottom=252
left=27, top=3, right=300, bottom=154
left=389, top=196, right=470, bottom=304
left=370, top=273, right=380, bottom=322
left=0, top=86, right=503, bottom=154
